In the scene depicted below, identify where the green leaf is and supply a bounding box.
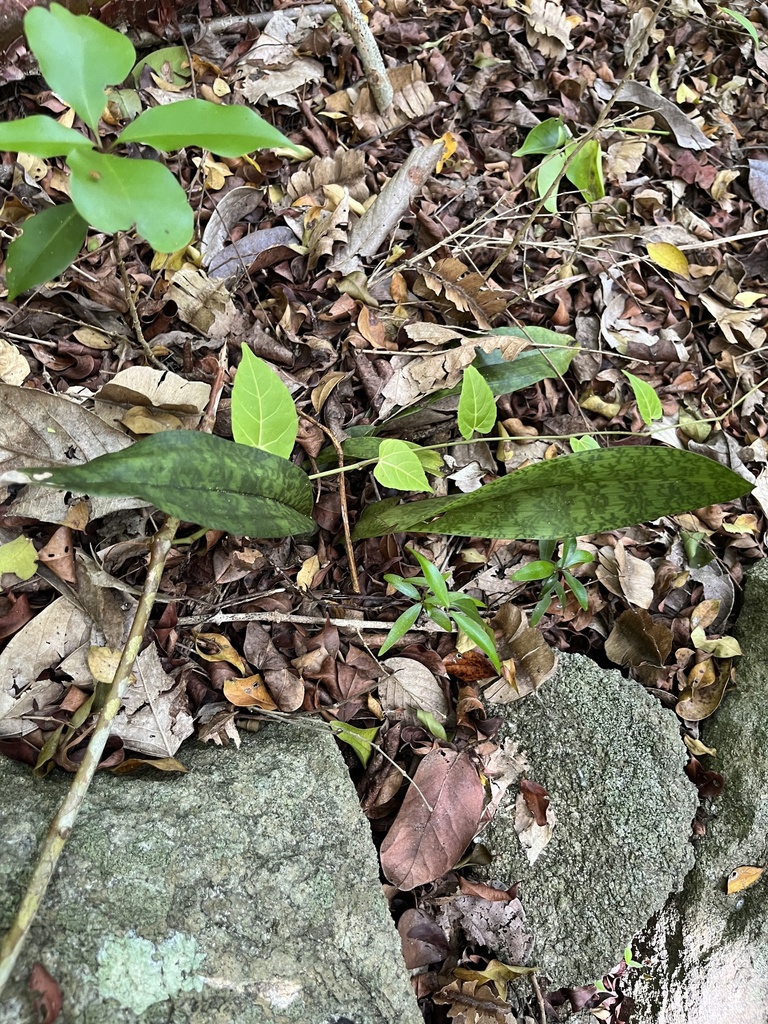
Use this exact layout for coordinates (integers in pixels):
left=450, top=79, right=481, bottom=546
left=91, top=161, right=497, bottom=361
left=68, top=148, right=193, bottom=252
left=374, top=439, right=432, bottom=492
left=561, top=570, right=589, bottom=610
left=458, top=365, right=497, bottom=439
left=24, top=3, right=135, bottom=135
left=329, top=720, right=379, bottom=767
left=450, top=610, right=501, bottom=672
left=623, top=370, right=663, bottom=425
left=352, top=447, right=752, bottom=540
left=530, top=588, right=555, bottom=627
left=416, top=709, right=448, bottom=742
left=570, top=434, right=600, bottom=452
left=409, top=548, right=450, bottom=606
left=338, top=436, right=443, bottom=474
left=537, top=149, right=568, bottom=213
left=512, top=560, right=557, bottom=582
left=27, top=431, right=316, bottom=538
left=564, top=140, right=605, bottom=204
left=117, top=98, right=298, bottom=156
left=0, top=116, right=92, bottom=158
left=132, top=46, right=191, bottom=87
left=513, top=117, right=570, bottom=156
left=718, top=6, right=761, bottom=47
left=384, top=574, right=421, bottom=600
left=425, top=606, right=453, bottom=632
left=378, top=604, right=422, bottom=657
left=7, top=203, right=88, bottom=301
left=0, top=535, right=38, bottom=580
left=230, top=346, right=298, bottom=457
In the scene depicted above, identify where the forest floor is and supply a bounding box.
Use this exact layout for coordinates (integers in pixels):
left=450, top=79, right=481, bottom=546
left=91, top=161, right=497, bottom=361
left=0, top=0, right=767, bottom=1021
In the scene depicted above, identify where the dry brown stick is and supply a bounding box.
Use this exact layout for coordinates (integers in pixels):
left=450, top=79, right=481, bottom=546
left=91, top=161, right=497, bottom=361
left=300, top=411, right=361, bottom=595
left=114, top=239, right=166, bottom=369
left=176, top=609, right=447, bottom=632
left=330, top=0, right=393, bottom=113
left=530, top=973, right=547, bottom=1024
left=0, top=515, right=180, bottom=994
left=130, top=5, right=337, bottom=45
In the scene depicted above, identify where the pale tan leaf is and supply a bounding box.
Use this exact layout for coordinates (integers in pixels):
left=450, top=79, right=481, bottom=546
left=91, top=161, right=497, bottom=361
left=380, top=656, right=450, bottom=722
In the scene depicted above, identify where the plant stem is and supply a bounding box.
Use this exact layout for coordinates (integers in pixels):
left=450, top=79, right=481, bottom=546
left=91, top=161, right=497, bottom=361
left=0, top=515, right=180, bottom=995
left=114, top=239, right=166, bottom=369
left=331, top=0, right=393, bottom=113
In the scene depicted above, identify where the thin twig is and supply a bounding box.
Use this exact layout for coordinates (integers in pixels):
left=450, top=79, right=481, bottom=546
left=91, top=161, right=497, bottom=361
left=130, top=5, right=337, bottom=46
left=114, top=239, right=166, bottom=369
left=331, top=0, right=393, bottom=113
left=175, top=608, right=446, bottom=632
left=0, top=515, right=180, bottom=994
left=301, top=411, right=361, bottom=594
left=530, top=973, right=547, bottom=1024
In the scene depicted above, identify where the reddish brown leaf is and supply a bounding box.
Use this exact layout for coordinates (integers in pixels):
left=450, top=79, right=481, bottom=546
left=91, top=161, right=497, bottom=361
left=444, top=650, right=496, bottom=682
left=28, top=962, right=63, bottom=1024
left=397, top=907, right=449, bottom=969
left=0, top=592, right=33, bottom=640
left=519, top=778, right=550, bottom=827
left=458, top=877, right=517, bottom=902
left=244, top=621, right=303, bottom=712
left=380, top=748, right=484, bottom=890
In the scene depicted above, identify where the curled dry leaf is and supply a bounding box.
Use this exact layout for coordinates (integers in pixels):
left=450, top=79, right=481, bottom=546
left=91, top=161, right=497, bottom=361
left=112, top=644, right=194, bottom=759
left=484, top=603, right=557, bottom=704
left=604, top=608, right=673, bottom=668
left=433, top=979, right=512, bottom=1022
left=397, top=907, right=449, bottom=969
left=380, top=747, right=484, bottom=890
left=435, top=893, right=530, bottom=966
left=244, top=621, right=304, bottom=712
left=726, top=866, right=764, bottom=895
left=28, top=962, right=63, bottom=1024
left=379, top=656, right=449, bottom=723
left=519, top=778, right=551, bottom=827
left=596, top=540, right=655, bottom=609
left=223, top=674, right=277, bottom=709
left=515, top=787, right=557, bottom=866
left=675, top=656, right=731, bottom=722
left=97, top=366, right=210, bottom=415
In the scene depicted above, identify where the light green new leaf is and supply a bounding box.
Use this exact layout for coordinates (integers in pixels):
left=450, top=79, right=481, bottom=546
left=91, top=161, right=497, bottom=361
left=24, top=4, right=135, bottom=135
left=0, top=535, right=38, bottom=581
left=374, top=439, right=432, bottom=492
left=117, top=99, right=298, bottom=156
left=718, top=6, right=761, bottom=47
left=231, top=346, right=298, bottom=458
left=570, top=434, right=600, bottom=452
left=378, top=603, right=422, bottom=657
left=416, top=709, right=449, bottom=742
left=564, top=140, right=605, bottom=204
left=537, top=149, right=568, bottom=213
left=409, top=547, right=450, bottom=606
left=7, top=203, right=88, bottom=301
left=623, top=370, right=663, bottom=425
left=352, top=447, right=752, bottom=540
left=512, top=560, right=556, bottom=582
left=27, top=431, right=316, bottom=538
left=68, top=148, right=193, bottom=252
left=332, top=436, right=444, bottom=475
left=458, top=365, right=497, bottom=439
left=329, top=721, right=379, bottom=767
left=0, top=116, right=93, bottom=158
left=514, top=117, right=570, bottom=157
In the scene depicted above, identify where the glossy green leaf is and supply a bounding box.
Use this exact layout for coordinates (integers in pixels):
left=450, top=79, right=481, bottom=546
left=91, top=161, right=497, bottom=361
left=512, top=560, right=557, bottom=582
left=27, top=431, right=316, bottom=538
left=374, top=439, right=432, bottom=492
left=623, top=370, right=663, bottom=425
left=409, top=548, right=450, bottom=606
left=132, top=46, right=191, bottom=87
left=378, top=604, right=422, bottom=657
left=7, top=203, right=88, bottom=301
left=0, top=116, right=92, bottom=158
left=68, top=148, right=193, bottom=252
left=450, top=610, right=500, bottom=672
left=231, top=346, right=298, bottom=457
left=384, top=574, right=421, bottom=600
left=537, top=149, right=568, bottom=213
left=458, top=365, right=497, bottom=439
left=329, top=721, right=379, bottom=767
left=117, top=98, right=298, bottom=156
left=352, top=447, right=752, bottom=541
left=565, top=140, right=605, bottom=204
left=562, top=570, right=589, bottom=610
left=570, top=434, right=600, bottom=452
left=416, top=709, right=449, bottom=742
left=426, top=606, right=453, bottom=631
left=514, top=117, right=570, bottom=156
left=24, top=3, right=135, bottom=135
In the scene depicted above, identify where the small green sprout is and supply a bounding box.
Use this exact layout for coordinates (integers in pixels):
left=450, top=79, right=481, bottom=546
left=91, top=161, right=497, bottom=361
left=512, top=537, right=592, bottom=626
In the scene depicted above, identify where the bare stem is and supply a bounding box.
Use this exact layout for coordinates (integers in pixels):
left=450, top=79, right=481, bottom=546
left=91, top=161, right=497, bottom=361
left=0, top=515, right=180, bottom=995
left=331, top=0, right=393, bottom=113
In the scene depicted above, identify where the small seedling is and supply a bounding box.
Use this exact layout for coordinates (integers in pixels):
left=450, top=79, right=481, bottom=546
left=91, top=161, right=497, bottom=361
left=379, top=547, right=501, bottom=672
left=513, top=116, right=605, bottom=213
left=512, top=537, right=592, bottom=626
left=0, top=3, right=298, bottom=300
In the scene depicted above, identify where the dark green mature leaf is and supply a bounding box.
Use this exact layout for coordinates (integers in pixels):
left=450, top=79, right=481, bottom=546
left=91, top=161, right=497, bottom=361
left=28, top=431, right=316, bottom=538
left=117, top=99, right=298, bottom=156
left=7, top=204, right=88, bottom=300
left=68, top=149, right=193, bottom=252
left=24, top=4, right=135, bottom=135
left=513, top=117, right=570, bottom=156
left=351, top=447, right=752, bottom=541
left=0, top=116, right=93, bottom=158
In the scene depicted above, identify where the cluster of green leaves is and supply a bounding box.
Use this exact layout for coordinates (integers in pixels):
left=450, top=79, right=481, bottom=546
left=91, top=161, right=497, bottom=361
left=0, top=4, right=296, bottom=299
left=512, top=538, right=592, bottom=626
left=514, top=117, right=605, bottom=213
left=380, top=548, right=501, bottom=671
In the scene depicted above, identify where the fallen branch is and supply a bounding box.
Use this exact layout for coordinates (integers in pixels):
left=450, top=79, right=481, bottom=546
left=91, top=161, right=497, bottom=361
left=331, top=0, right=393, bottom=113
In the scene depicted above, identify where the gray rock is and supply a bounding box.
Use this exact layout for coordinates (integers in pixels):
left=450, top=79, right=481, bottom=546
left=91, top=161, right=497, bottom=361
left=0, top=726, right=421, bottom=1024
left=477, top=653, right=697, bottom=987
left=625, top=560, right=768, bottom=1024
